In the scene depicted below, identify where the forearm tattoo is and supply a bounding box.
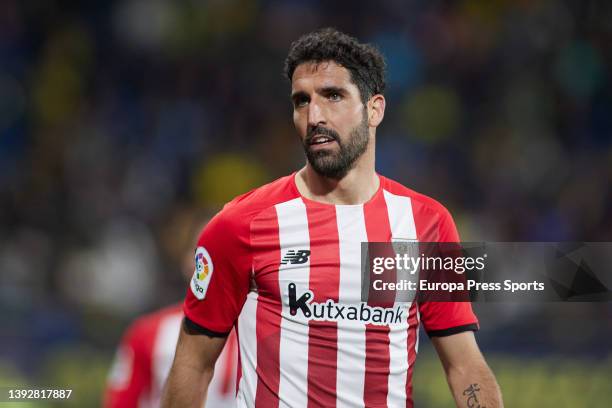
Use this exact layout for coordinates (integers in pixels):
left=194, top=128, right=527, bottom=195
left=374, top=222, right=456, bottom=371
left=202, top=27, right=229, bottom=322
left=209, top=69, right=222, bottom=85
left=463, top=383, right=486, bottom=408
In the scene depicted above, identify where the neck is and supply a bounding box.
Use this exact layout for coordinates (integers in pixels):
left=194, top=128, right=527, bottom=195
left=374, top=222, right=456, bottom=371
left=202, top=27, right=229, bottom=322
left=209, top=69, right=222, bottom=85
left=295, top=145, right=379, bottom=205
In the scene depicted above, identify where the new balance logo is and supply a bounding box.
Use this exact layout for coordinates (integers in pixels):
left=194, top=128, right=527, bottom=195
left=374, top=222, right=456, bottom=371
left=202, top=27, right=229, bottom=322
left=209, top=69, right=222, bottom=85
left=281, top=249, right=311, bottom=265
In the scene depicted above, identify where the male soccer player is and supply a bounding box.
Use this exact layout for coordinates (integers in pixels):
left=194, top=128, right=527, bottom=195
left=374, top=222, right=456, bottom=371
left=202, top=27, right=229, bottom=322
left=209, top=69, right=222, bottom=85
left=162, top=28, right=503, bottom=407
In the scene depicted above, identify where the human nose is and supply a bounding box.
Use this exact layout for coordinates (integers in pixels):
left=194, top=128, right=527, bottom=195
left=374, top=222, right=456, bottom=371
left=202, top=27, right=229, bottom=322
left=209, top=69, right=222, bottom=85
left=307, top=99, right=326, bottom=127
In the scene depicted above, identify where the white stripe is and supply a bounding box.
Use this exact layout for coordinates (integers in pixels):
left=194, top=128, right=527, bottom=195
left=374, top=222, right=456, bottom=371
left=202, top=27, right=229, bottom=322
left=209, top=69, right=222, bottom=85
left=387, top=320, right=409, bottom=407
left=383, top=190, right=418, bottom=407
left=152, top=313, right=182, bottom=406
left=383, top=190, right=418, bottom=305
left=382, top=190, right=417, bottom=240
left=275, top=198, right=310, bottom=408
left=236, top=292, right=258, bottom=408
left=335, top=205, right=367, bottom=408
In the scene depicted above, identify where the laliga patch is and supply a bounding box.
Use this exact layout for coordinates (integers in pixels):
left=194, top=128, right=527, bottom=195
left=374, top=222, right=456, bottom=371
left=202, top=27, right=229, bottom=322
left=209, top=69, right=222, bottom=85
left=190, top=246, right=214, bottom=300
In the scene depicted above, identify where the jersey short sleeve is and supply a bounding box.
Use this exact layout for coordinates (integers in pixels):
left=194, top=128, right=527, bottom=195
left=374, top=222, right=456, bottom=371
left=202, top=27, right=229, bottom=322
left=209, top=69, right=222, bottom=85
left=419, top=204, right=480, bottom=337
left=183, top=212, right=252, bottom=336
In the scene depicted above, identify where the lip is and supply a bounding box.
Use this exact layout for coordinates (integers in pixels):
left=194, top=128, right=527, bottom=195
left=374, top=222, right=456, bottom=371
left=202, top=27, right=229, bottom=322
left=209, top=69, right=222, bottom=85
left=308, top=134, right=336, bottom=146
left=308, top=139, right=337, bottom=151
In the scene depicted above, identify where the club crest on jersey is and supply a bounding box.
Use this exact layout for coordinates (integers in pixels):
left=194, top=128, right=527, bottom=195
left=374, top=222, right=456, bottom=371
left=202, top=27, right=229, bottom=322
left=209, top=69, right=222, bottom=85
left=191, top=246, right=214, bottom=300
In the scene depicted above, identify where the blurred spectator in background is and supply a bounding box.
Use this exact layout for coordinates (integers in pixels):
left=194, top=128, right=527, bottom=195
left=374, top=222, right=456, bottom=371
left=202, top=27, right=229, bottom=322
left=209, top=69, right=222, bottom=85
left=103, top=213, right=237, bottom=408
left=104, top=311, right=237, bottom=408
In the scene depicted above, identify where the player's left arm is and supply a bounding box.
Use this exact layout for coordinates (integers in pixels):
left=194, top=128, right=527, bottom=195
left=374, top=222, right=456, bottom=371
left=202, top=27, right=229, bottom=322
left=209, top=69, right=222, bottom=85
left=432, top=331, right=503, bottom=408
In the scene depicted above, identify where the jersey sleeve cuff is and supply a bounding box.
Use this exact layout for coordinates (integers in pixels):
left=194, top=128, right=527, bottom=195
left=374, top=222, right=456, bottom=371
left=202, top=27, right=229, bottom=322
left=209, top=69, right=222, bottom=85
left=183, top=317, right=231, bottom=338
left=426, top=323, right=479, bottom=338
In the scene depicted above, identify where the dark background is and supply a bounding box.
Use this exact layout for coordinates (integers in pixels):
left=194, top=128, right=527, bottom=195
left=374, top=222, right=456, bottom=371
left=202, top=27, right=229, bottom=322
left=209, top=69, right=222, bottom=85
left=0, top=1, right=610, bottom=406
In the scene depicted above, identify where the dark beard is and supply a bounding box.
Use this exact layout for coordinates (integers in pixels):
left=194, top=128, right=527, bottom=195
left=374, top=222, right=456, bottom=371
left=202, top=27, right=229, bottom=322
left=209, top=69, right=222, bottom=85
left=303, top=111, right=369, bottom=179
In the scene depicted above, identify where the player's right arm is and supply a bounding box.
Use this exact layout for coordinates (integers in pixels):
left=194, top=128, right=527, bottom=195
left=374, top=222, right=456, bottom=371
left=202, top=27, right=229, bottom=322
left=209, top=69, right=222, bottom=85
left=160, top=320, right=227, bottom=407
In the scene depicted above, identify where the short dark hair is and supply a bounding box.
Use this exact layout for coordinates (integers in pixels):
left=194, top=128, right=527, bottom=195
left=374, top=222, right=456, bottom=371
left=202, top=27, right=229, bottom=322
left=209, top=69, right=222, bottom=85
left=284, top=28, right=386, bottom=103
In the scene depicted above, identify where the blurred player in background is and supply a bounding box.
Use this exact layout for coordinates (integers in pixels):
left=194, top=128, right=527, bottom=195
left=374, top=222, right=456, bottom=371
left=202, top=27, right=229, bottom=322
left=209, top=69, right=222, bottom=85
left=104, top=212, right=237, bottom=408
left=163, top=28, right=503, bottom=407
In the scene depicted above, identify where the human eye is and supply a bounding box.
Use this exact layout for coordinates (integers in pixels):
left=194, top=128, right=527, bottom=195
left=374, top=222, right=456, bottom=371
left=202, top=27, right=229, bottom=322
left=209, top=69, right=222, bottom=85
left=329, top=91, right=341, bottom=102
left=294, top=95, right=309, bottom=108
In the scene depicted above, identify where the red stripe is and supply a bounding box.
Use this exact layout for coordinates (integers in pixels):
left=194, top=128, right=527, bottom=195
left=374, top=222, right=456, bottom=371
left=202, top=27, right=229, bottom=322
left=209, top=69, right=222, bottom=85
left=252, top=208, right=283, bottom=407
left=221, top=331, right=237, bottom=395
left=363, top=194, right=393, bottom=407
left=405, top=301, right=418, bottom=408
left=305, top=204, right=340, bottom=408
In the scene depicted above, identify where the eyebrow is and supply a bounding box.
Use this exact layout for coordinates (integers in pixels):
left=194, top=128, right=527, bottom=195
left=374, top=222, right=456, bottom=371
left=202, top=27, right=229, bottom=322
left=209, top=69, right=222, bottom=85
left=318, top=85, right=347, bottom=96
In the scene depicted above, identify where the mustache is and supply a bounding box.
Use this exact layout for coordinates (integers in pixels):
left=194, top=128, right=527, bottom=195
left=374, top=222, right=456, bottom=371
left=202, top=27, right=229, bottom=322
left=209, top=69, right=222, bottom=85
left=305, top=125, right=340, bottom=144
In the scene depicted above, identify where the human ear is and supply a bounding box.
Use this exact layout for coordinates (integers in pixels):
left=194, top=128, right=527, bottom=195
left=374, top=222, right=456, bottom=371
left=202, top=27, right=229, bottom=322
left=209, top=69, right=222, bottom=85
left=367, top=94, right=385, bottom=127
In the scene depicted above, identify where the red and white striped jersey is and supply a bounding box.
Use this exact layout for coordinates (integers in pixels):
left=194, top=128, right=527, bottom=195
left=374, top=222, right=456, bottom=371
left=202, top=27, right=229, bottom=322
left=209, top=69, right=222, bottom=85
left=184, top=173, right=478, bottom=408
left=104, top=304, right=237, bottom=408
